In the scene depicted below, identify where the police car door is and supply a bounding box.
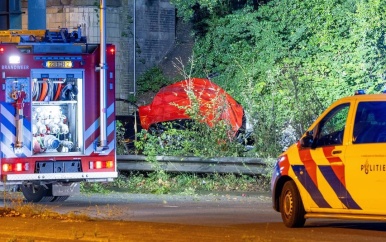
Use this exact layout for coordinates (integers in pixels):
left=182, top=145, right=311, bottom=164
left=345, top=101, right=386, bottom=214
left=307, top=103, right=350, bottom=210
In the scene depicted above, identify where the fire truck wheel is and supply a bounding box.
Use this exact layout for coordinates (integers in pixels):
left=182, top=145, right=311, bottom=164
left=51, top=196, right=69, bottom=202
left=40, top=196, right=56, bottom=202
left=279, top=180, right=306, bottom=228
left=20, top=182, right=52, bottom=203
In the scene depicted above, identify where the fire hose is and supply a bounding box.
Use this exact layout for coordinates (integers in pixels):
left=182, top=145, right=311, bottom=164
left=11, top=88, right=27, bottom=149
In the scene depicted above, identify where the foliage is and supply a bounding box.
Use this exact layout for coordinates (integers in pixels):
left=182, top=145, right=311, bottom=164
left=134, top=76, right=250, bottom=158
left=101, top=171, right=266, bottom=194
left=170, top=0, right=263, bottom=37
left=115, top=120, right=127, bottom=155
left=80, top=182, right=110, bottom=194
left=135, top=121, right=246, bottom=158
left=134, top=73, right=254, bottom=187
left=170, top=0, right=262, bottom=20
left=185, top=0, right=386, bottom=157
left=170, top=0, right=225, bottom=20
left=136, top=67, right=171, bottom=94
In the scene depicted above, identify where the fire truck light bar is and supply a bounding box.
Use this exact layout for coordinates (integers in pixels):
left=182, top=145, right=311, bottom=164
left=89, top=160, right=114, bottom=170
left=9, top=55, right=20, bottom=64
left=2, top=163, right=29, bottom=172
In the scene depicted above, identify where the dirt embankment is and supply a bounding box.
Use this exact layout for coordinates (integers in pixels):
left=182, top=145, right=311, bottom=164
left=159, top=18, right=195, bottom=80
left=136, top=18, right=195, bottom=106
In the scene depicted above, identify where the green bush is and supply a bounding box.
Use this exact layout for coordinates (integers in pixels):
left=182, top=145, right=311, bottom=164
left=105, top=171, right=265, bottom=194
left=115, top=120, right=127, bottom=155
left=135, top=121, right=246, bottom=158
left=134, top=79, right=248, bottom=158
left=136, top=67, right=171, bottom=93
left=185, top=0, right=386, bottom=157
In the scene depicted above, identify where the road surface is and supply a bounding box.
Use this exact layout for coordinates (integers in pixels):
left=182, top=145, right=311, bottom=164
left=0, top=192, right=385, bottom=241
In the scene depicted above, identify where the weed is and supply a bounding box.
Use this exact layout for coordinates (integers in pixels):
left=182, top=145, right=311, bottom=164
left=65, top=211, right=90, bottom=221
left=71, top=227, right=85, bottom=240
left=0, top=194, right=91, bottom=222
left=95, top=204, right=123, bottom=219
left=116, top=120, right=127, bottom=155
left=136, top=67, right=171, bottom=94
left=80, top=182, right=110, bottom=194
left=94, top=225, right=99, bottom=238
left=179, top=187, right=197, bottom=196
left=112, top=174, right=131, bottom=189
left=94, top=171, right=265, bottom=195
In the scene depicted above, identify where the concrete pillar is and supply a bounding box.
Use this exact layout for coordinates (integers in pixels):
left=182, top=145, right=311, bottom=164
left=9, top=0, right=22, bottom=29
left=28, top=0, right=46, bottom=29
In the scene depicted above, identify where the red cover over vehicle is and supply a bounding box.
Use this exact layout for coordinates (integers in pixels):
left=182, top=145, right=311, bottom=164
left=138, top=78, right=244, bottom=134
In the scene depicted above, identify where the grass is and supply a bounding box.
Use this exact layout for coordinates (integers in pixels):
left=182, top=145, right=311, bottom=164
left=81, top=171, right=271, bottom=195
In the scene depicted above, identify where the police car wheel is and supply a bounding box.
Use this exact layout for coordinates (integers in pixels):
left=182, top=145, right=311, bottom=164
left=280, top=180, right=306, bottom=228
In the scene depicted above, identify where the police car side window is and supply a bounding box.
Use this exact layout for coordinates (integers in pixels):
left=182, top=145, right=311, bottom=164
left=353, top=101, right=386, bottom=144
left=315, top=104, right=349, bottom=147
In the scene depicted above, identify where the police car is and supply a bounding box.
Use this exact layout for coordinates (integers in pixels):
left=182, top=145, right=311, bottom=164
left=271, top=90, right=386, bottom=227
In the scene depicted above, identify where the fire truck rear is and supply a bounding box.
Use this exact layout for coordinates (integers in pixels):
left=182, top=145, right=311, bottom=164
left=0, top=28, right=117, bottom=202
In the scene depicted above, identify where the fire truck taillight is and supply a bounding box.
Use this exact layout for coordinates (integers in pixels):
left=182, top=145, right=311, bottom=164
left=0, top=47, right=4, bottom=53
left=109, top=47, right=115, bottom=55
left=2, top=163, right=29, bottom=172
left=89, top=160, right=114, bottom=170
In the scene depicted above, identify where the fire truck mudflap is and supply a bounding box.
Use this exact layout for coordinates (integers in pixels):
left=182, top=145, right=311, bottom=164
left=0, top=28, right=118, bottom=202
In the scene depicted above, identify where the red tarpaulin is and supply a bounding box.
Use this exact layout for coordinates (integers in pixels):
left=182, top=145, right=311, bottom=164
left=138, top=78, right=244, bottom=134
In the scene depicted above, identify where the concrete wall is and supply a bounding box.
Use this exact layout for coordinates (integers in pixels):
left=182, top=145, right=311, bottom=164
left=20, top=0, right=175, bottom=115
left=125, top=0, right=175, bottom=115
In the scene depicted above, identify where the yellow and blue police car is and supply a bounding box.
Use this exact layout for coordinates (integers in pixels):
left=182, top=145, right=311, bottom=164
left=271, top=90, right=386, bottom=227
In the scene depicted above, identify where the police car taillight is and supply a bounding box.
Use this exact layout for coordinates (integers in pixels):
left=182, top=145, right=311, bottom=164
left=355, top=90, right=365, bottom=95
left=2, top=163, right=29, bottom=172
left=89, top=160, right=114, bottom=169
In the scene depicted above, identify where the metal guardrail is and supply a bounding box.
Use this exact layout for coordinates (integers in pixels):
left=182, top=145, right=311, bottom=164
left=117, top=155, right=269, bottom=175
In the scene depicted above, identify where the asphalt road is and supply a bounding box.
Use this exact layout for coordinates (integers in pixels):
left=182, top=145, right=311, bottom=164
left=46, top=192, right=274, bottom=225
left=0, top=192, right=385, bottom=241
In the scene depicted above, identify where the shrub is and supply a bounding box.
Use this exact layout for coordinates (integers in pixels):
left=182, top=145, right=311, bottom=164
left=136, top=67, right=171, bottom=94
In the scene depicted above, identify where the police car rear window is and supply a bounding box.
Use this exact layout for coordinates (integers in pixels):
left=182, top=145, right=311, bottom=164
left=353, top=101, right=386, bottom=144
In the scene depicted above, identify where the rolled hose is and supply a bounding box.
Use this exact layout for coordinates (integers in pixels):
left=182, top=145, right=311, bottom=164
left=60, top=83, right=78, bottom=100
left=54, top=83, right=63, bottom=101
left=38, top=81, right=48, bottom=101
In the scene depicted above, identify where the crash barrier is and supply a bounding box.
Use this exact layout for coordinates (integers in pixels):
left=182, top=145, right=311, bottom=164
left=117, top=155, right=269, bottom=175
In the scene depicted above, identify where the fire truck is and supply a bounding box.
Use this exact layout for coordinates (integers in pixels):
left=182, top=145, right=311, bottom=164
left=0, top=28, right=117, bottom=202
